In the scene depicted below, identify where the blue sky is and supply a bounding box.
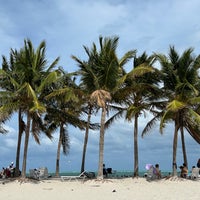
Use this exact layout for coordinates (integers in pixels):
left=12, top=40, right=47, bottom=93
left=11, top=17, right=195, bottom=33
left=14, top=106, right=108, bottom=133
left=0, top=0, right=199, bottom=173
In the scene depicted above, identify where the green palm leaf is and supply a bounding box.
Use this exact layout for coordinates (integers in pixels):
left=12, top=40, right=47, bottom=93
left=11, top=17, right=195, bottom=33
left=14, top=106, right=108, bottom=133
left=166, top=100, right=186, bottom=111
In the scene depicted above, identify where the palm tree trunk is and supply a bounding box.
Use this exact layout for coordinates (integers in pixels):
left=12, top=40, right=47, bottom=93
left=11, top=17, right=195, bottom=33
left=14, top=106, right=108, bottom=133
left=81, top=105, right=92, bottom=173
left=180, top=126, right=187, bottom=166
left=172, top=121, right=179, bottom=176
left=15, top=108, right=23, bottom=177
left=21, top=111, right=31, bottom=178
left=97, top=107, right=106, bottom=180
left=133, top=113, right=139, bottom=177
left=55, top=123, right=64, bottom=177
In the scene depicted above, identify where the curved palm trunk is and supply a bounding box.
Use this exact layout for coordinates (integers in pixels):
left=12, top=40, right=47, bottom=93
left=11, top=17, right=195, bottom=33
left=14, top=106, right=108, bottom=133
left=97, top=107, right=106, bottom=180
left=81, top=105, right=92, bottom=173
left=133, top=113, right=139, bottom=177
left=21, top=111, right=31, bottom=178
left=55, top=123, right=64, bottom=177
left=15, top=108, right=23, bottom=177
left=180, top=126, right=187, bottom=166
left=172, top=121, right=179, bottom=176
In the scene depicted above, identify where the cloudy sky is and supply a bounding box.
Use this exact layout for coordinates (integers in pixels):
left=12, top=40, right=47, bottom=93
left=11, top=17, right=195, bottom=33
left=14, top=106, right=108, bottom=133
left=0, top=0, right=199, bottom=174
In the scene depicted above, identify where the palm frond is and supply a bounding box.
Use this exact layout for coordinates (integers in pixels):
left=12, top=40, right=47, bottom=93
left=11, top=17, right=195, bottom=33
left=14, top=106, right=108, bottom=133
left=166, top=100, right=186, bottom=111
left=105, top=108, right=125, bottom=129
left=127, top=65, right=155, bottom=79
left=142, top=112, right=163, bottom=137
left=38, top=71, right=60, bottom=93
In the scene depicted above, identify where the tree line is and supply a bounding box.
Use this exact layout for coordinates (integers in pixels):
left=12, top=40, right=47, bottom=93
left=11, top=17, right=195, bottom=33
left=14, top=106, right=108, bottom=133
left=0, top=36, right=200, bottom=180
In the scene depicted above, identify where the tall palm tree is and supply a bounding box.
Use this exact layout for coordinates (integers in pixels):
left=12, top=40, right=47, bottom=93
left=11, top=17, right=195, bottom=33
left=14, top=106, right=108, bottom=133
left=79, top=101, right=96, bottom=173
left=72, top=36, right=135, bottom=179
left=156, top=46, right=200, bottom=175
left=0, top=39, right=60, bottom=178
left=44, top=72, right=90, bottom=177
left=114, top=52, right=161, bottom=177
left=0, top=53, right=26, bottom=176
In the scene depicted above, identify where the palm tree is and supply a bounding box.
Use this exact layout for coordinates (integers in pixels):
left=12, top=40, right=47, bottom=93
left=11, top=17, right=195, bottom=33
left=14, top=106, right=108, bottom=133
left=79, top=101, right=96, bottom=173
left=156, top=46, right=200, bottom=175
left=44, top=72, right=89, bottom=177
left=72, top=36, right=135, bottom=179
left=0, top=39, right=60, bottom=178
left=114, top=52, right=161, bottom=177
left=71, top=56, right=100, bottom=174
left=0, top=53, right=27, bottom=176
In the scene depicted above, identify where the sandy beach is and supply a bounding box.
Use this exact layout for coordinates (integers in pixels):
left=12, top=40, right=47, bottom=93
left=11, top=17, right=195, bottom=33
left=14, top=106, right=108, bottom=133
left=0, top=177, right=199, bottom=200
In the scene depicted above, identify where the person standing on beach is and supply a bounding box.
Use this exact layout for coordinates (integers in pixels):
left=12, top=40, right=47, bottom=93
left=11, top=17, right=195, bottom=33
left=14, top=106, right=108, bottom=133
left=103, top=164, right=108, bottom=177
left=9, top=162, right=14, bottom=177
left=197, top=158, right=200, bottom=168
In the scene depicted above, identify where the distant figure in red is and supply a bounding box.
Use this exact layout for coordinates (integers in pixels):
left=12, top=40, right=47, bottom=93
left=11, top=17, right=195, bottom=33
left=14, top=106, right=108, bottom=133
left=5, top=167, right=11, bottom=178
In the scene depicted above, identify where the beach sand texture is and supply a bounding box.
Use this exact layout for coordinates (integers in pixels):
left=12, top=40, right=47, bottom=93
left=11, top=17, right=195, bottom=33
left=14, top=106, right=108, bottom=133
left=0, top=177, right=199, bottom=200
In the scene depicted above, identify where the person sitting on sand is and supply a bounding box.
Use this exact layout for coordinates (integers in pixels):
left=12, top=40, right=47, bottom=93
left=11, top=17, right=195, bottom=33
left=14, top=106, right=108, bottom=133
left=180, top=163, right=188, bottom=178
left=153, top=164, right=162, bottom=179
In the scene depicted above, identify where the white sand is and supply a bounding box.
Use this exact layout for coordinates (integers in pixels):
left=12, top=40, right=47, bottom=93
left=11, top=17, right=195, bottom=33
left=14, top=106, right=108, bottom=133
left=0, top=177, right=199, bottom=200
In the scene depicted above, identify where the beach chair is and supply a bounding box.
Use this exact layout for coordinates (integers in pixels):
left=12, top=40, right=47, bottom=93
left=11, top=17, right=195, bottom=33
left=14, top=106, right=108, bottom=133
left=60, top=171, right=86, bottom=181
left=29, top=169, right=40, bottom=180
left=84, top=171, right=96, bottom=179
left=146, top=166, right=157, bottom=181
left=190, top=168, right=200, bottom=180
left=29, top=167, right=49, bottom=180
left=38, top=167, right=49, bottom=180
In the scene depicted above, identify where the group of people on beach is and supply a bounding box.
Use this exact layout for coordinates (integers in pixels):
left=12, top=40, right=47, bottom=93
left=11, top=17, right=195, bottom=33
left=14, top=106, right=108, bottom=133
left=147, top=158, right=200, bottom=179
left=0, top=162, right=15, bottom=179
left=179, top=158, right=200, bottom=178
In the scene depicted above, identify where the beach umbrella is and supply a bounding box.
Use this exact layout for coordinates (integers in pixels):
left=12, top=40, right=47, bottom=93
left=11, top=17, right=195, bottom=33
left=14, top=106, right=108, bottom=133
left=145, top=164, right=153, bottom=170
